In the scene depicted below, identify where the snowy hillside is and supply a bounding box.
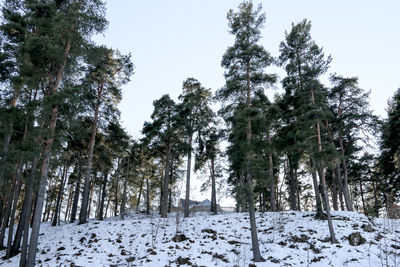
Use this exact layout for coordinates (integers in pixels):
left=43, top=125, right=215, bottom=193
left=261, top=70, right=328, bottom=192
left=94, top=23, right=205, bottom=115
left=1, top=211, right=400, bottom=266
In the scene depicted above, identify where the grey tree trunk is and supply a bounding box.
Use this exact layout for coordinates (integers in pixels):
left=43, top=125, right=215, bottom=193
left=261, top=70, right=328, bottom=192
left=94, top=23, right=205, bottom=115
left=26, top=40, right=70, bottom=267
left=6, top=163, right=24, bottom=258
left=120, top=157, right=129, bottom=219
left=184, top=134, right=193, bottom=218
left=0, top=180, right=16, bottom=248
left=245, top=60, right=264, bottom=262
left=310, top=157, right=324, bottom=219
left=330, top=168, right=339, bottom=211
left=146, top=178, right=150, bottom=215
left=64, top=186, right=73, bottom=222
left=210, top=156, right=217, bottom=215
left=114, top=159, right=122, bottom=217
left=52, top=165, right=67, bottom=226
left=11, top=179, right=29, bottom=256
left=288, top=157, right=297, bottom=211
left=19, top=155, right=38, bottom=267
left=318, top=159, right=337, bottom=243
left=161, top=143, right=171, bottom=218
left=136, top=177, right=144, bottom=210
left=267, top=129, right=277, bottom=211
left=70, top=161, right=82, bottom=223
left=79, top=91, right=101, bottom=225
left=98, top=171, right=108, bottom=220
left=359, top=179, right=366, bottom=214
left=246, top=173, right=264, bottom=261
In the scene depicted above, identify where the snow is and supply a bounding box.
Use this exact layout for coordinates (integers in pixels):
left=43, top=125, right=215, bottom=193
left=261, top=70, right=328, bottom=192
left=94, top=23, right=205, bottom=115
left=1, top=211, right=400, bottom=266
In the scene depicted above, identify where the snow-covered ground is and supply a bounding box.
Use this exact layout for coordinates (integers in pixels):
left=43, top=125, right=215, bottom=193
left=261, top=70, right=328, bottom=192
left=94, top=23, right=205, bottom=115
left=1, top=211, right=400, bottom=266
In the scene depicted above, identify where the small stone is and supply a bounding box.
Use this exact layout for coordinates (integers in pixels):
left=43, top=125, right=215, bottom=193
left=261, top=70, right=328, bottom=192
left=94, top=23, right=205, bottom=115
left=348, top=232, right=366, bottom=246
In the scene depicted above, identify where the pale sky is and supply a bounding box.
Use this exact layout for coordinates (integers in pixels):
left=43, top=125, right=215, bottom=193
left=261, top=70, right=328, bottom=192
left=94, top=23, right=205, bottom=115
left=94, top=1, right=400, bottom=205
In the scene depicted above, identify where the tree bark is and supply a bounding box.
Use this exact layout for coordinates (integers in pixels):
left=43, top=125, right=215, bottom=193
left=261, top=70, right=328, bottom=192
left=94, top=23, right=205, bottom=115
left=331, top=177, right=339, bottom=211
left=113, top=159, right=122, bottom=217
left=52, top=165, right=67, bottom=226
left=161, top=143, right=171, bottom=218
left=26, top=40, right=70, bottom=267
left=318, top=158, right=337, bottom=243
left=136, top=177, right=144, bottom=210
left=210, top=156, right=217, bottom=215
left=6, top=162, right=24, bottom=258
left=79, top=88, right=102, bottom=224
left=120, top=157, right=129, bottom=219
left=267, top=129, right=277, bottom=211
left=19, top=155, right=39, bottom=267
left=0, top=180, right=16, bottom=249
left=184, top=134, right=193, bottom=218
left=64, top=186, right=73, bottom=222
left=288, top=157, right=297, bottom=210
left=146, top=178, right=150, bottom=215
left=245, top=59, right=264, bottom=262
left=337, top=99, right=354, bottom=212
left=310, top=157, right=324, bottom=219
left=359, top=179, right=366, bottom=214
left=70, top=161, right=82, bottom=223
left=98, top=171, right=108, bottom=220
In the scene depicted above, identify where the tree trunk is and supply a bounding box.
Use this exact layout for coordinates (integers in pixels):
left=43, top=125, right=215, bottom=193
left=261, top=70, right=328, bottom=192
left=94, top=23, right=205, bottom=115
left=146, top=178, right=150, bottom=215
left=184, top=134, right=193, bottom=218
left=338, top=187, right=345, bottom=211
left=338, top=105, right=354, bottom=211
left=79, top=89, right=102, bottom=225
left=105, top=197, right=110, bottom=219
left=120, top=157, right=129, bottom=219
left=70, top=162, right=82, bottom=223
left=52, top=165, right=67, bottom=226
left=373, top=181, right=379, bottom=217
left=318, top=159, right=337, bottom=243
left=312, top=97, right=337, bottom=242
left=114, top=159, right=122, bottom=217
left=210, top=156, right=217, bottom=215
left=245, top=59, right=264, bottom=262
left=136, top=177, right=144, bottom=210
left=295, top=168, right=301, bottom=211
left=87, top=182, right=94, bottom=219
left=19, top=155, right=39, bottom=266
left=0, top=181, right=16, bottom=249
left=6, top=163, right=24, bottom=258
left=310, top=157, right=324, bottom=219
left=331, top=178, right=339, bottom=211
left=161, top=143, right=171, bottom=218
left=11, top=178, right=29, bottom=256
left=288, top=157, right=297, bottom=210
left=64, top=186, right=73, bottom=222
left=359, top=179, right=366, bottom=214
left=267, top=129, right=276, bottom=211
left=98, top=171, right=108, bottom=220
left=26, top=40, right=70, bottom=267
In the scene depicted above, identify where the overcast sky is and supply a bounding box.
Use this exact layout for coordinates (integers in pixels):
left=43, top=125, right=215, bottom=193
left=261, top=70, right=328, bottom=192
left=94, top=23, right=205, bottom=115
left=94, top=0, right=400, bottom=205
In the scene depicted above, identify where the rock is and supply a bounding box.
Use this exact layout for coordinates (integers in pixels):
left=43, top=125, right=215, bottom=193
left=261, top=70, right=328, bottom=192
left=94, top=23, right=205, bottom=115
left=361, top=224, right=375, bottom=232
left=201, top=228, right=217, bottom=235
left=172, top=233, right=189, bottom=242
left=348, top=232, right=366, bottom=246
left=175, top=256, right=192, bottom=265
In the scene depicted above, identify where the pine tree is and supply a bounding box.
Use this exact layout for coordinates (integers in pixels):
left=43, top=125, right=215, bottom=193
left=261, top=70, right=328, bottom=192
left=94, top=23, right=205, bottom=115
left=216, top=1, right=276, bottom=261
left=78, top=45, right=133, bottom=224
left=178, top=77, right=213, bottom=217
left=279, top=19, right=337, bottom=243
left=142, top=95, right=182, bottom=218
left=379, top=88, right=400, bottom=208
